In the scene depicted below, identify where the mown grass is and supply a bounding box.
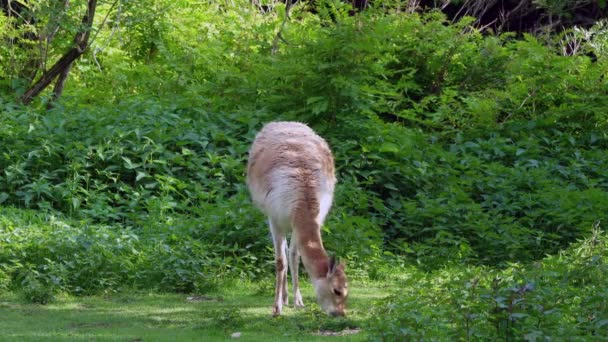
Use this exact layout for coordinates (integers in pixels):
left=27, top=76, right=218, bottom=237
left=0, top=279, right=392, bottom=341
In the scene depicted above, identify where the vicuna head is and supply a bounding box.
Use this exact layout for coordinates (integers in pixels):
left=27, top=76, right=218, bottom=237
left=314, top=256, right=348, bottom=317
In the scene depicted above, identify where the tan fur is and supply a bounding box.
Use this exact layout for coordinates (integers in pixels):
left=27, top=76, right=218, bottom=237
left=247, top=121, right=348, bottom=317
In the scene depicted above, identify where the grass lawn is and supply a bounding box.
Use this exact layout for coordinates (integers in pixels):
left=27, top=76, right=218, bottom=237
left=0, top=278, right=393, bottom=341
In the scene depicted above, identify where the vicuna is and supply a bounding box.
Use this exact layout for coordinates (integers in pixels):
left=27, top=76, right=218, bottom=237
left=247, top=121, right=348, bottom=317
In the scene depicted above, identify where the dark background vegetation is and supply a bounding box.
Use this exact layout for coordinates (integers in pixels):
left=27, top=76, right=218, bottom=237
left=0, top=0, right=607, bottom=339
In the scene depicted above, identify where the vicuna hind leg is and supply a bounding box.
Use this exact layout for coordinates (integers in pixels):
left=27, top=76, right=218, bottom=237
left=289, top=234, right=305, bottom=308
left=282, top=241, right=289, bottom=306
left=270, top=220, right=288, bottom=316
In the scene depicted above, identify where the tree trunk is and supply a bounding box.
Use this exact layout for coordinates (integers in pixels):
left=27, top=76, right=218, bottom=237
left=47, top=61, right=73, bottom=109
left=20, top=0, right=97, bottom=105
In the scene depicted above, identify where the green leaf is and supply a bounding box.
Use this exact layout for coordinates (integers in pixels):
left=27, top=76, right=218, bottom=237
left=136, top=171, right=148, bottom=182
left=71, top=197, right=80, bottom=209
left=379, top=142, right=399, bottom=153
left=122, top=157, right=141, bottom=170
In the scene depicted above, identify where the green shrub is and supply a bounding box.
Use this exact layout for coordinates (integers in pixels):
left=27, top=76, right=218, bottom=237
left=16, top=260, right=67, bottom=304
left=368, top=223, right=608, bottom=341
left=0, top=207, right=268, bottom=300
left=0, top=267, right=9, bottom=293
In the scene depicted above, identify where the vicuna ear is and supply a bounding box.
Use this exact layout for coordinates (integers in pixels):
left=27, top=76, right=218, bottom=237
left=328, top=256, right=337, bottom=276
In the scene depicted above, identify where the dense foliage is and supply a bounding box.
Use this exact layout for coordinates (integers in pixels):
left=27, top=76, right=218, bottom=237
left=0, top=0, right=607, bottom=339
left=369, top=222, right=608, bottom=340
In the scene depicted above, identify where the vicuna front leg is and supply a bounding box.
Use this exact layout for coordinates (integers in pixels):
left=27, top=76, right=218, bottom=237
left=289, top=235, right=304, bottom=308
left=270, top=220, right=288, bottom=316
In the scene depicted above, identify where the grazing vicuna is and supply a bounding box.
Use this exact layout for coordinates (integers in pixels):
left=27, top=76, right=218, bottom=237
left=247, top=121, right=348, bottom=317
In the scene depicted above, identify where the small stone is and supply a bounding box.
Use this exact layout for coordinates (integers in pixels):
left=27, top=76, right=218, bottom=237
left=231, top=332, right=242, bottom=339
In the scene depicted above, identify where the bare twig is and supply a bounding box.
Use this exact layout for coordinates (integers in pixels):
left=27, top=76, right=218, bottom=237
left=406, top=0, right=421, bottom=14
left=41, top=0, right=71, bottom=72
left=271, top=0, right=293, bottom=55
left=89, top=0, right=120, bottom=47
left=93, top=0, right=122, bottom=71
left=478, top=18, right=498, bottom=32
left=44, top=0, right=71, bottom=44
left=500, top=90, right=536, bottom=124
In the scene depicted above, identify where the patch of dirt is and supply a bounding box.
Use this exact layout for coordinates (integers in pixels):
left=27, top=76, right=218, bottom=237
left=68, top=322, right=111, bottom=329
left=0, top=302, right=18, bottom=309
left=76, top=303, right=95, bottom=311
left=186, top=295, right=221, bottom=302
left=315, top=328, right=362, bottom=336
left=105, top=295, right=137, bottom=304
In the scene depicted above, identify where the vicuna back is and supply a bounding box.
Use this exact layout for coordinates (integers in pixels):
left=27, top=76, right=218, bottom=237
left=247, top=122, right=336, bottom=234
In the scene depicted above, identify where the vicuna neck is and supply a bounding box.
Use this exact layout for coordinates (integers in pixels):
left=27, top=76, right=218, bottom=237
left=295, top=222, right=330, bottom=280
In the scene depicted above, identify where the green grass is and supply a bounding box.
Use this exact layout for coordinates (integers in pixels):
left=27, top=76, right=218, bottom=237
left=0, top=279, right=392, bottom=341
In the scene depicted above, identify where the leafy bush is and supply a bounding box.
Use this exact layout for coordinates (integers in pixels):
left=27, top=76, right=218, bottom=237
left=0, top=1, right=607, bottom=307
left=0, top=101, right=250, bottom=221
left=368, top=223, right=608, bottom=341
left=0, top=207, right=265, bottom=298
left=0, top=267, right=9, bottom=293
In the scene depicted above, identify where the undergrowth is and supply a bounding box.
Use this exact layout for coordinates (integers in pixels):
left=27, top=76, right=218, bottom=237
left=369, top=222, right=608, bottom=340
left=0, top=1, right=607, bottom=340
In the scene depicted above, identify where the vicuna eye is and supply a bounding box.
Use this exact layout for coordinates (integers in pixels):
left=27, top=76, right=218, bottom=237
left=333, top=288, right=342, bottom=296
